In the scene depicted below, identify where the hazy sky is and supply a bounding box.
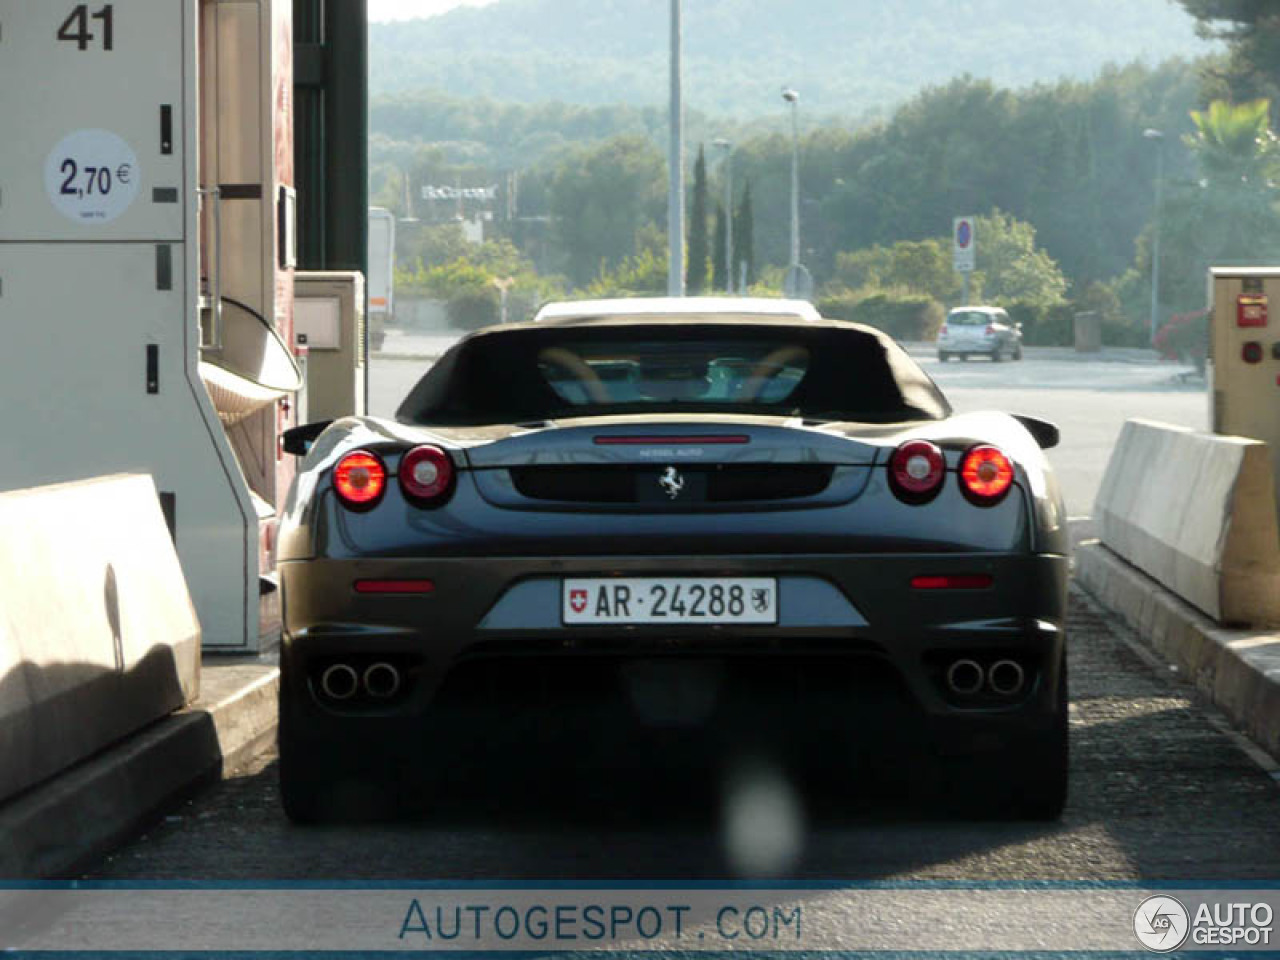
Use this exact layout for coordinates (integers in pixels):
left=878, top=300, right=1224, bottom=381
left=368, top=0, right=497, bottom=21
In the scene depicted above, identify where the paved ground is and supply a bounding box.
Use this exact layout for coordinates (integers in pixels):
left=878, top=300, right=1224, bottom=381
left=368, top=338, right=1209, bottom=516
left=87, top=583, right=1280, bottom=881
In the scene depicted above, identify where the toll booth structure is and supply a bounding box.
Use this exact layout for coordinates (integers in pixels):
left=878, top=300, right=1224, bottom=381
left=1211, top=267, right=1280, bottom=523
left=0, top=0, right=368, bottom=651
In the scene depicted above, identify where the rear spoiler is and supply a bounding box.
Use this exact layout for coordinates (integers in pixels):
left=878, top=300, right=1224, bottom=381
left=1014, top=415, right=1060, bottom=450
left=282, top=420, right=334, bottom=456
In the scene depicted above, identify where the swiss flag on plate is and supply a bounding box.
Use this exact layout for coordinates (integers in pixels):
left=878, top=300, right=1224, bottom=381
left=569, top=589, right=589, bottom=614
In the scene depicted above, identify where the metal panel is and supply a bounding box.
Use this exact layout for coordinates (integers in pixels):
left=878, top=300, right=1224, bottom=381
left=0, top=243, right=254, bottom=646
left=1211, top=267, right=1280, bottom=520
left=0, top=0, right=186, bottom=242
left=0, top=0, right=259, bottom=648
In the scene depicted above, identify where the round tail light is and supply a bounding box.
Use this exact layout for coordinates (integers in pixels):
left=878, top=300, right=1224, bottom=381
left=399, top=445, right=455, bottom=505
left=960, top=445, right=1015, bottom=503
left=890, top=440, right=946, bottom=502
left=332, top=450, right=387, bottom=508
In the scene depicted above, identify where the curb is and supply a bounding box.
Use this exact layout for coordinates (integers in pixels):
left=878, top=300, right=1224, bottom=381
left=1075, top=539, right=1280, bottom=758
left=0, top=661, right=278, bottom=878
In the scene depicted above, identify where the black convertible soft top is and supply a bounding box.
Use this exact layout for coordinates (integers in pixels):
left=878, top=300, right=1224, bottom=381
left=396, top=319, right=951, bottom=426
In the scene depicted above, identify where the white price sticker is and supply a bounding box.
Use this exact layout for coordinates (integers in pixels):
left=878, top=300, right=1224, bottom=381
left=44, top=129, right=140, bottom=224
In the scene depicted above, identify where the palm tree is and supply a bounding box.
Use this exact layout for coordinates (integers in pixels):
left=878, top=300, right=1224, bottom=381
left=1187, top=98, right=1279, bottom=186
left=1152, top=99, right=1280, bottom=316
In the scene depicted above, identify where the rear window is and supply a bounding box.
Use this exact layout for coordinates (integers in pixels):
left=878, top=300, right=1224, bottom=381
left=948, top=311, right=993, bottom=326
left=539, top=340, right=809, bottom=408
left=396, top=322, right=950, bottom=426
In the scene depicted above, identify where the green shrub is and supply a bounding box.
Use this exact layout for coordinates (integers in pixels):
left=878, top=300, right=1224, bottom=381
left=817, top=292, right=945, bottom=341
left=1004, top=303, right=1074, bottom=346
left=446, top=290, right=500, bottom=330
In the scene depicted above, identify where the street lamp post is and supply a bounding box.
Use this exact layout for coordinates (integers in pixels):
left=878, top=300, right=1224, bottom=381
left=713, top=138, right=734, bottom=294
left=783, top=88, right=801, bottom=282
left=667, top=0, right=685, bottom=297
left=1144, top=128, right=1165, bottom=343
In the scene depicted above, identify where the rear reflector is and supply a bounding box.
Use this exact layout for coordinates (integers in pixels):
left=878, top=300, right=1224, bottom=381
left=399, top=444, right=455, bottom=504
left=911, top=574, right=994, bottom=590
left=889, top=439, right=946, bottom=502
left=594, top=435, right=750, bottom=446
left=354, top=579, right=436, bottom=594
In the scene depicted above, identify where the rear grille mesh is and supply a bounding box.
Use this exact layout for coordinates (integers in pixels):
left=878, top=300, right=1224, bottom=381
left=509, top=464, right=834, bottom=504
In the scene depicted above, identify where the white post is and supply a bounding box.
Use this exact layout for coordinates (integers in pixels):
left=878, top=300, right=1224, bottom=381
left=788, top=94, right=800, bottom=270
left=667, top=0, right=685, bottom=297
left=1145, top=129, right=1166, bottom=343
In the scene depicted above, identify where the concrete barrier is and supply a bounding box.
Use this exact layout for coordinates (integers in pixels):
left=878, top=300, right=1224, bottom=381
left=1094, top=419, right=1280, bottom=626
left=0, top=475, right=200, bottom=804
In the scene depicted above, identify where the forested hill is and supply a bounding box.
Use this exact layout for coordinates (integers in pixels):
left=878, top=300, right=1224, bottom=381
left=369, top=0, right=1213, bottom=114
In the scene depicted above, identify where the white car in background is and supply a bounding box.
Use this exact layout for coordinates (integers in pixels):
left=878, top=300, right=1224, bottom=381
left=937, top=306, right=1023, bottom=362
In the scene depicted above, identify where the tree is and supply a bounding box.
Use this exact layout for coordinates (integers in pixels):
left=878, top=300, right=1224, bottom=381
left=548, top=135, right=666, bottom=287
left=687, top=146, right=710, bottom=293
left=398, top=222, right=471, bottom=273
left=586, top=224, right=669, bottom=297
left=831, top=238, right=962, bottom=304
left=1176, top=1, right=1280, bottom=111
left=1143, top=99, right=1280, bottom=315
left=711, top=202, right=728, bottom=292
left=972, top=210, right=1068, bottom=307
left=1188, top=98, right=1279, bottom=185
left=735, top=180, right=755, bottom=288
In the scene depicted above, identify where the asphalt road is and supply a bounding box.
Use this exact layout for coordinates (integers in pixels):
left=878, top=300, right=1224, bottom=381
left=88, top=583, right=1280, bottom=882
left=367, top=342, right=1209, bottom=516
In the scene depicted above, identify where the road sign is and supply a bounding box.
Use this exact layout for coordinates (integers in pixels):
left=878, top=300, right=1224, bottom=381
left=954, top=216, right=976, bottom=273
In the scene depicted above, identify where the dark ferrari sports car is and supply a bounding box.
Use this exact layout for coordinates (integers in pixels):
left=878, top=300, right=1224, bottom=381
left=277, top=298, right=1069, bottom=822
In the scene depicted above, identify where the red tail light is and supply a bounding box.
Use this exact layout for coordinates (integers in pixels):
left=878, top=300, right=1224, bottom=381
left=939, top=324, right=949, bottom=336
left=399, top=445, right=455, bottom=504
left=984, top=324, right=995, bottom=336
left=889, top=440, right=946, bottom=502
left=960, top=445, right=1015, bottom=503
left=333, top=450, right=387, bottom=507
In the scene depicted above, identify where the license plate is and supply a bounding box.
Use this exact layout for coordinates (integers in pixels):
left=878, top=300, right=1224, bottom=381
left=562, top=577, right=778, bottom=625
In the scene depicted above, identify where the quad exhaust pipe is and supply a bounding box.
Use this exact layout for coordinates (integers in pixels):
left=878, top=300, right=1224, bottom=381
left=320, top=663, right=359, bottom=701
left=945, top=659, right=984, bottom=696
left=988, top=659, right=1025, bottom=696
left=319, top=662, right=403, bottom=702
left=944, top=658, right=1027, bottom=698
left=363, top=662, right=402, bottom=700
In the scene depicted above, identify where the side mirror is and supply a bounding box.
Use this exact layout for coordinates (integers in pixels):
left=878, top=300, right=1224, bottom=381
left=1014, top=415, right=1059, bottom=450
left=282, top=420, right=333, bottom=456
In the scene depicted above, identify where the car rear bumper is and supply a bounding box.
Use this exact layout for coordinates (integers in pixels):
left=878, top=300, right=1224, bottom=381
left=280, top=552, right=1068, bottom=754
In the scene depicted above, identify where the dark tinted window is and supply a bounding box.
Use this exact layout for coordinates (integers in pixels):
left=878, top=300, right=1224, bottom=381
left=948, top=311, right=992, bottom=326
left=396, top=322, right=950, bottom=426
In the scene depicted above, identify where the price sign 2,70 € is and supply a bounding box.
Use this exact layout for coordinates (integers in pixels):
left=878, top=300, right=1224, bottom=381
left=43, top=128, right=141, bottom=224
